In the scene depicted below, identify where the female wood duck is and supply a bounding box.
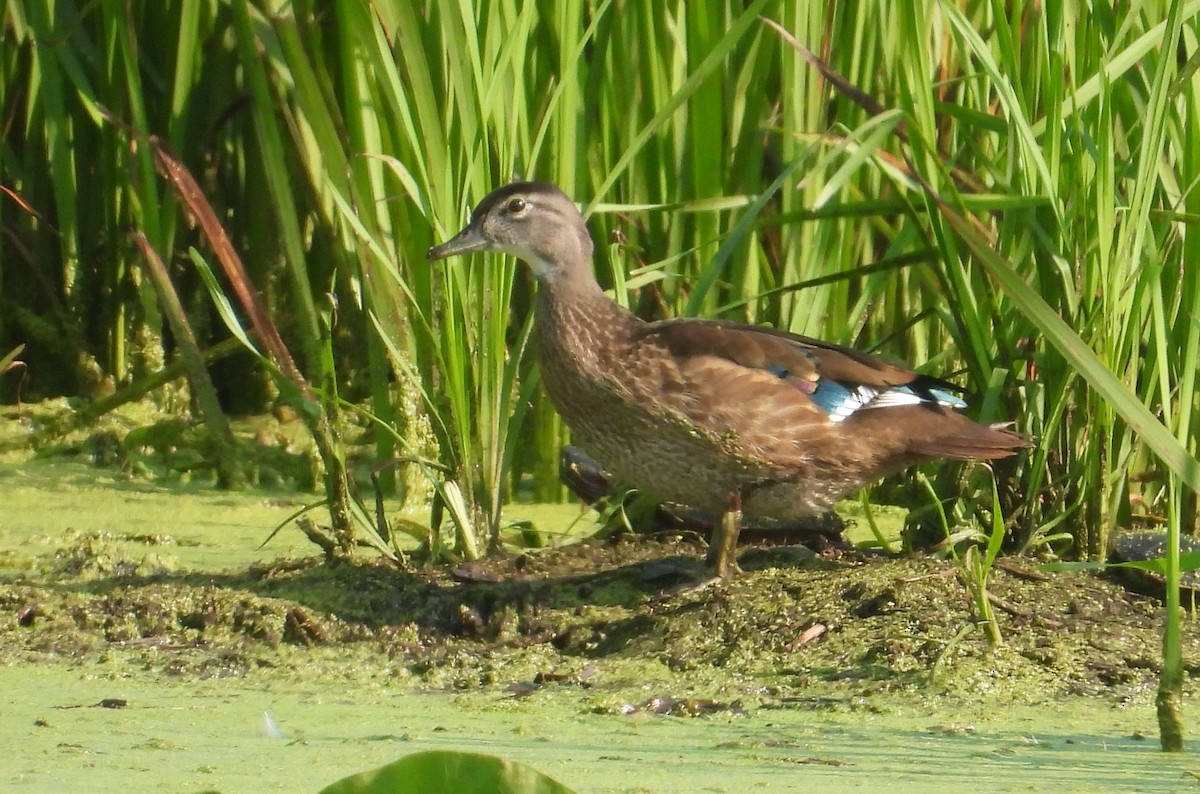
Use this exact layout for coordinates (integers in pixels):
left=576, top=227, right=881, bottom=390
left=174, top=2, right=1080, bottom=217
left=428, top=182, right=1031, bottom=579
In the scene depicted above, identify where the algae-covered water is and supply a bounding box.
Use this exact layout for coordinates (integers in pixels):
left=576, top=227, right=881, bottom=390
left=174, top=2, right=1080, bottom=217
left=1, top=453, right=1196, bottom=792
left=3, top=663, right=1193, bottom=793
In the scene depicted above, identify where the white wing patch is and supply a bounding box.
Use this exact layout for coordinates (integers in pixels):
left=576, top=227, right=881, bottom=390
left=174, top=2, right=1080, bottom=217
left=862, top=388, right=926, bottom=410
left=820, top=384, right=964, bottom=423
left=826, top=385, right=882, bottom=422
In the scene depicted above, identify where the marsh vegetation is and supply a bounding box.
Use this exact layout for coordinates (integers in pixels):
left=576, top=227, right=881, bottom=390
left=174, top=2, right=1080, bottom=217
left=2, top=0, right=1198, bottom=772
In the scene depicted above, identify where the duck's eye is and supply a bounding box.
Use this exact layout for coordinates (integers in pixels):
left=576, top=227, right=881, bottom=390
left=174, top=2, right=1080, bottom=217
left=506, top=197, right=528, bottom=215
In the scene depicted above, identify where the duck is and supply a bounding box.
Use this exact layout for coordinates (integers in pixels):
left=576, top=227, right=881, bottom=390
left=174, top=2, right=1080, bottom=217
left=428, top=181, right=1031, bottom=579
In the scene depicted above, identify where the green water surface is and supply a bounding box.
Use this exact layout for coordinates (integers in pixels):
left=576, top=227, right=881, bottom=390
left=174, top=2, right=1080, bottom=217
left=0, top=458, right=1194, bottom=792
left=3, top=663, right=1193, bottom=793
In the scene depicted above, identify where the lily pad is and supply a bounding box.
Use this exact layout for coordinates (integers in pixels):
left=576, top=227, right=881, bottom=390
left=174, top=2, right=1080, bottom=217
left=318, top=750, right=577, bottom=794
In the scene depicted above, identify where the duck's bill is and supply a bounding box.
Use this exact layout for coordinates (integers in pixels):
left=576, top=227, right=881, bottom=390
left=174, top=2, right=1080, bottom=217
left=427, top=225, right=489, bottom=261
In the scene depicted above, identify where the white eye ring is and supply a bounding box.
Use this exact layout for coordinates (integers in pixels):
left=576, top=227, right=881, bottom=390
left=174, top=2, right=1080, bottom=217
left=507, top=197, right=528, bottom=214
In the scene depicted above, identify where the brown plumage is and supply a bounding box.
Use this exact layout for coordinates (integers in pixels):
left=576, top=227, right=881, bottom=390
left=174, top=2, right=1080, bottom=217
left=428, top=181, right=1031, bottom=578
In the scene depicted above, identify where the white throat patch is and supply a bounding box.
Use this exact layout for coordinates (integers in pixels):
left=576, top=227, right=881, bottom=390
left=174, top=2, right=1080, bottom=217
left=495, top=242, right=556, bottom=278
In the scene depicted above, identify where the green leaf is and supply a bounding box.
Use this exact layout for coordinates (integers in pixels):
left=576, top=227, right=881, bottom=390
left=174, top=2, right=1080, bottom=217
left=1042, top=550, right=1200, bottom=576
left=319, top=750, right=578, bottom=794
left=1, top=344, right=25, bottom=374
left=188, top=249, right=263, bottom=360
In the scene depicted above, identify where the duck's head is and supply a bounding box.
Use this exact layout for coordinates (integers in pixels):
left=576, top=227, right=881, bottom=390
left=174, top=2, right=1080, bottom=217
left=427, top=181, right=595, bottom=283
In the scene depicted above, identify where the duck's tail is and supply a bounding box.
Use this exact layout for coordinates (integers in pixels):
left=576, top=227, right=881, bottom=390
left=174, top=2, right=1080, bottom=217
left=907, top=415, right=1033, bottom=461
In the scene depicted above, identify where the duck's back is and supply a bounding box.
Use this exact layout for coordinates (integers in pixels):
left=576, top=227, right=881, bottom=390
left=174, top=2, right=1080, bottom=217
left=534, top=288, right=1026, bottom=517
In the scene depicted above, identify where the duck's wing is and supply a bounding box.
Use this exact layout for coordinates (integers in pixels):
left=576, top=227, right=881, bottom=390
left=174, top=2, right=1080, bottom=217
left=633, top=318, right=1026, bottom=465
left=641, top=318, right=965, bottom=419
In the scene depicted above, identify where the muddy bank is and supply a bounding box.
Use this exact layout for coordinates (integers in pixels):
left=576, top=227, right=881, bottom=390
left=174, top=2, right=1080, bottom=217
left=3, top=531, right=1192, bottom=710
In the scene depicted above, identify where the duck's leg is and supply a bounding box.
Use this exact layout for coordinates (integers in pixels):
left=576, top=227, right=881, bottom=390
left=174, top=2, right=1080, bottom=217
left=706, top=490, right=743, bottom=579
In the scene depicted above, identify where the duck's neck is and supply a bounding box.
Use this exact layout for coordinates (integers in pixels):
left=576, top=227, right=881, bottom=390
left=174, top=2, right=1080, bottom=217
left=535, top=260, right=605, bottom=300
left=532, top=262, right=642, bottom=407
left=534, top=266, right=637, bottom=341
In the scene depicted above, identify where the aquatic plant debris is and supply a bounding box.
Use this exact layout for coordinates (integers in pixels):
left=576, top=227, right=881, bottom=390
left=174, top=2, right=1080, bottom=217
left=2, top=530, right=1195, bottom=708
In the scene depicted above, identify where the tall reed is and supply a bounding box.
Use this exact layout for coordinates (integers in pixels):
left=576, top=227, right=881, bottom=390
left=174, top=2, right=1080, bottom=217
left=5, top=0, right=1197, bottom=554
